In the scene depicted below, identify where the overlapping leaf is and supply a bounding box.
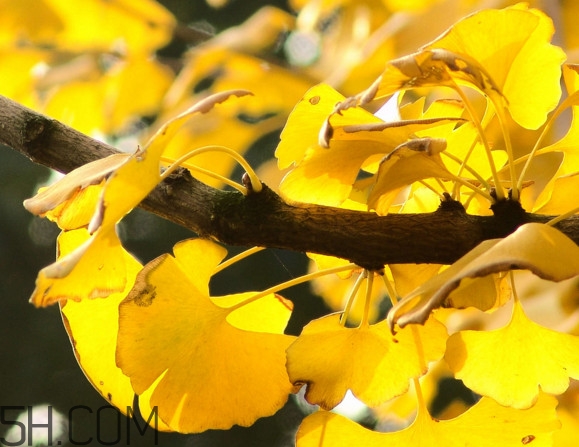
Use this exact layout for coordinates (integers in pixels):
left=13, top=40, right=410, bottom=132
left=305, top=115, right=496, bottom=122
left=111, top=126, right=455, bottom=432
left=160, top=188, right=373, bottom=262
left=389, top=223, right=579, bottom=328
left=533, top=64, right=579, bottom=213
left=117, top=238, right=296, bottom=433
left=28, top=91, right=249, bottom=306
left=446, top=299, right=579, bottom=409
left=276, top=83, right=464, bottom=206
left=286, top=314, right=447, bottom=409
left=335, top=4, right=565, bottom=131
left=296, top=392, right=560, bottom=447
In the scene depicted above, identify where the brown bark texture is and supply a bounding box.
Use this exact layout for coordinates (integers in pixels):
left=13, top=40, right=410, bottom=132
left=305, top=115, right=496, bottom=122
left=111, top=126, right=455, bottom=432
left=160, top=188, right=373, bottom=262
left=1, top=94, right=577, bottom=269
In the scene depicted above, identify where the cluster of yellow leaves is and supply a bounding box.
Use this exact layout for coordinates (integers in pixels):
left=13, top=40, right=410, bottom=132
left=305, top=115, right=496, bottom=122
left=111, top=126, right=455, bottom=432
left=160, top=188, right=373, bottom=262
left=15, top=1, right=579, bottom=446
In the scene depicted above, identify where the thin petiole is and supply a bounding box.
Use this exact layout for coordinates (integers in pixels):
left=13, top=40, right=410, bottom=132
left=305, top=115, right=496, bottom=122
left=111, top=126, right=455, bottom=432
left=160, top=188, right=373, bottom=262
left=340, top=270, right=368, bottom=326
left=360, top=271, right=374, bottom=327
left=213, top=246, right=266, bottom=274
left=226, top=263, right=359, bottom=313
left=546, top=207, right=579, bottom=227
left=159, top=145, right=262, bottom=194
left=454, top=85, right=504, bottom=200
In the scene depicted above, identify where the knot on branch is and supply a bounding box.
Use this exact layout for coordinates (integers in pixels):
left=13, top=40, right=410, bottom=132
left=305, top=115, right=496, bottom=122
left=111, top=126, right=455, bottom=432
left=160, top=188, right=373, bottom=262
left=489, top=198, right=528, bottom=238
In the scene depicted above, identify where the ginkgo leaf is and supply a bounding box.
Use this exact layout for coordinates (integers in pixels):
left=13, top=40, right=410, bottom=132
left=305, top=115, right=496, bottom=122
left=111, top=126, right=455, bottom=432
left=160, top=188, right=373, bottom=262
left=535, top=173, right=579, bottom=215
left=389, top=223, right=579, bottom=328
left=277, top=84, right=464, bottom=206
left=446, top=299, right=579, bottom=409
left=533, top=65, right=579, bottom=211
left=116, top=238, right=296, bottom=433
left=286, top=313, right=447, bottom=409
left=296, top=392, right=560, bottom=447
left=23, top=153, right=129, bottom=218
left=30, top=228, right=131, bottom=306
left=336, top=4, right=565, bottom=130
left=368, top=138, right=453, bottom=213
left=57, top=229, right=138, bottom=412
left=57, top=227, right=172, bottom=431
left=28, top=91, right=249, bottom=306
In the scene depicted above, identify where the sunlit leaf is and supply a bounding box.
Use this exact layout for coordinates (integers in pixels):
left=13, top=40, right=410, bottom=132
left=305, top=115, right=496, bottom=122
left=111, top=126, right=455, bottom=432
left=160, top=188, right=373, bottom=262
left=368, top=137, right=453, bottom=213
left=286, top=314, right=447, bottom=409
left=296, top=392, right=560, bottom=447
left=389, top=223, right=579, bottom=328
left=337, top=4, right=565, bottom=130
left=534, top=65, right=579, bottom=212
left=28, top=91, right=249, bottom=306
left=446, top=299, right=579, bottom=409
left=57, top=229, right=138, bottom=413
left=117, top=238, right=296, bottom=433
left=426, top=4, right=565, bottom=129
left=277, top=83, right=464, bottom=206
left=23, top=154, right=129, bottom=219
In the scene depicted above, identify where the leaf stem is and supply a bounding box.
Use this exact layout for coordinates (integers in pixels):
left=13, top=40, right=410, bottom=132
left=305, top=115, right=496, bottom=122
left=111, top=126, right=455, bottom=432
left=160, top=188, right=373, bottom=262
left=213, top=246, right=266, bottom=274
left=226, top=263, right=358, bottom=313
left=382, top=273, right=398, bottom=305
left=453, top=86, right=504, bottom=200
left=516, top=97, right=569, bottom=193
left=360, top=271, right=374, bottom=327
left=159, top=145, right=262, bottom=194
left=340, top=270, right=367, bottom=326
left=494, top=110, right=518, bottom=200
left=546, top=207, right=579, bottom=226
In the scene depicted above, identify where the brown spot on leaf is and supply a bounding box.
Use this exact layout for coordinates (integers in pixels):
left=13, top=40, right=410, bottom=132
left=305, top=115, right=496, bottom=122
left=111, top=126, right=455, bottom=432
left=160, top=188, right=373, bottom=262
left=134, top=285, right=157, bottom=307
left=107, top=393, right=113, bottom=401
left=309, top=95, right=321, bottom=105
left=521, top=435, right=535, bottom=444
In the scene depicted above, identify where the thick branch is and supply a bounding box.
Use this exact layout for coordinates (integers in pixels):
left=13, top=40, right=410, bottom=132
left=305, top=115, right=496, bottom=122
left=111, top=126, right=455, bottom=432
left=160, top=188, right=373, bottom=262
left=2, top=94, right=578, bottom=268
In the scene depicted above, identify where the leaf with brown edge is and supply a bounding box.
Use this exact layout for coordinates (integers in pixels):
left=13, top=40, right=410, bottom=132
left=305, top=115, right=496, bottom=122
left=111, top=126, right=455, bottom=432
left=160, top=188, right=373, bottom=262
left=116, top=238, right=296, bottom=433
left=23, top=153, right=130, bottom=218
left=28, top=90, right=250, bottom=306
left=388, top=223, right=579, bottom=329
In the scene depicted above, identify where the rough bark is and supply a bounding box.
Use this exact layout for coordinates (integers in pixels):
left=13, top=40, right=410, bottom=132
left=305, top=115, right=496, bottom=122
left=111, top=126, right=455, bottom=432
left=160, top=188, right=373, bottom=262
left=1, top=94, right=577, bottom=268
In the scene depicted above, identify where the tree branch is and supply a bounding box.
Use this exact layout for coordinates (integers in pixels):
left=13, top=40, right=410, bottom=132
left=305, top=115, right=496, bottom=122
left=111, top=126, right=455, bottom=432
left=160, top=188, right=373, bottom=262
left=1, top=94, right=578, bottom=268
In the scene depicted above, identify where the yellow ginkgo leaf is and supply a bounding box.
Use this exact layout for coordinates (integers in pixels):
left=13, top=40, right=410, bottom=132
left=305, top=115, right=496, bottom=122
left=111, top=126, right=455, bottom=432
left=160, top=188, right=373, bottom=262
left=117, top=238, right=296, bottom=433
left=426, top=4, right=565, bottom=130
left=23, top=153, right=129, bottom=219
left=29, top=91, right=249, bottom=306
left=57, top=229, right=138, bottom=412
left=534, top=65, right=579, bottom=212
left=58, top=228, right=172, bottom=432
left=296, top=392, right=560, bottom=447
left=446, top=299, right=579, bottom=409
left=368, top=138, right=453, bottom=213
left=30, top=228, right=132, bottom=306
left=277, top=84, right=464, bottom=206
left=286, top=314, right=447, bottom=409
left=535, top=173, right=579, bottom=215
left=389, top=223, right=579, bottom=328
left=337, top=4, right=565, bottom=130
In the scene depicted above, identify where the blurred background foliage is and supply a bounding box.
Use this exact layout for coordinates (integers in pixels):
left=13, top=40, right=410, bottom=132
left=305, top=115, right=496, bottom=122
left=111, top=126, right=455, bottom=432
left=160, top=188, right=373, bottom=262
left=0, top=0, right=576, bottom=445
